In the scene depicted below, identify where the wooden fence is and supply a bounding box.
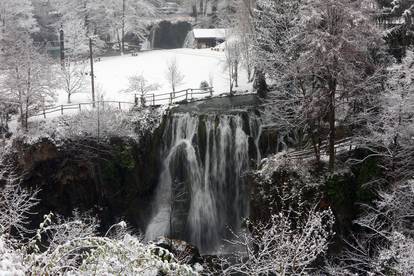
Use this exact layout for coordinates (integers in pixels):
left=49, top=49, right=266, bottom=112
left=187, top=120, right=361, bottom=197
left=288, top=137, right=353, bottom=160
left=29, top=101, right=136, bottom=119
left=140, top=87, right=214, bottom=106
left=28, top=87, right=214, bottom=119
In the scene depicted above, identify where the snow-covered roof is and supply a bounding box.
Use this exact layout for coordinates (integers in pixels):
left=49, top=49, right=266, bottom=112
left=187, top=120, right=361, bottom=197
left=192, top=29, right=226, bottom=39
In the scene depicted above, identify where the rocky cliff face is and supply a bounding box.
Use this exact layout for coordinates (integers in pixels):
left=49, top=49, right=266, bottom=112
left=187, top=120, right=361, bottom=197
left=5, top=126, right=164, bottom=233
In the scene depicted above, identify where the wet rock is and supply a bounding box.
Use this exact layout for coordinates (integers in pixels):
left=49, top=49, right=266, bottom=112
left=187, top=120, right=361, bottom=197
left=14, top=138, right=58, bottom=171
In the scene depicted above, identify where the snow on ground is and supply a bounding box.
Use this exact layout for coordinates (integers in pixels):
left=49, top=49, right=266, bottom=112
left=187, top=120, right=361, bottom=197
left=56, top=48, right=252, bottom=106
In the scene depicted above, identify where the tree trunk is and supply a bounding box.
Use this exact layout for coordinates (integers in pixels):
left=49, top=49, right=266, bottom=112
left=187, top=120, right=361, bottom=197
left=68, top=93, right=71, bottom=104
left=199, top=0, right=204, bottom=15
left=121, top=0, right=125, bottom=54
left=310, top=129, right=321, bottom=165
left=211, top=0, right=218, bottom=26
left=24, top=67, right=31, bottom=131
left=19, top=102, right=24, bottom=128
left=116, top=30, right=122, bottom=53
left=254, top=68, right=268, bottom=98
left=235, top=61, right=239, bottom=87
left=25, top=98, right=29, bottom=131
left=328, top=79, right=336, bottom=173
left=229, top=65, right=234, bottom=95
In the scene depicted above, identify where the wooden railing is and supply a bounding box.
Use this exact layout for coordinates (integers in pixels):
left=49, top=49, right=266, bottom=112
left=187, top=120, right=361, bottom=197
left=28, top=87, right=214, bottom=119
left=288, top=137, right=353, bottom=160
left=29, top=101, right=136, bottom=119
left=140, top=87, right=214, bottom=106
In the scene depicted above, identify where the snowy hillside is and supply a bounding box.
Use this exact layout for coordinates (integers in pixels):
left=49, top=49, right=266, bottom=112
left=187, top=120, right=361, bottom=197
left=56, top=48, right=253, bottom=105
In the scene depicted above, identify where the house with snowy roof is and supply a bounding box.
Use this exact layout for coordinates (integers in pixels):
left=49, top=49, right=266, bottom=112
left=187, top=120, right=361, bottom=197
left=183, top=28, right=227, bottom=49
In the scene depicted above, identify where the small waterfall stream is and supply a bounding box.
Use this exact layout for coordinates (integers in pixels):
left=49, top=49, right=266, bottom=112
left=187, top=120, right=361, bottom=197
left=145, top=112, right=261, bottom=253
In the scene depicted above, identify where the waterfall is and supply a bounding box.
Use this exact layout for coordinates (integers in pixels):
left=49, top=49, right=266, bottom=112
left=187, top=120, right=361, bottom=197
left=145, top=112, right=260, bottom=253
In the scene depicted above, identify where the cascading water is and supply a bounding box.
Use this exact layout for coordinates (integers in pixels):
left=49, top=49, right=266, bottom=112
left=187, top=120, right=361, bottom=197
left=145, top=112, right=260, bottom=253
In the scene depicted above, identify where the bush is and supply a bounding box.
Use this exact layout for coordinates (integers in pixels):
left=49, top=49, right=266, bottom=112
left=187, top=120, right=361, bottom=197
left=199, top=81, right=209, bottom=91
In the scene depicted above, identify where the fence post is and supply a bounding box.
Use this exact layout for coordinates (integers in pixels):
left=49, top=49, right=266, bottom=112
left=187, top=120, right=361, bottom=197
left=210, top=87, right=213, bottom=97
left=190, top=89, right=193, bottom=100
left=170, top=92, right=173, bottom=104
left=153, top=94, right=155, bottom=106
left=61, top=105, right=63, bottom=115
left=79, top=103, right=81, bottom=111
left=119, top=102, right=121, bottom=110
left=43, top=108, right=46, bottom=118
left=186, top=89, right=188, bottom=101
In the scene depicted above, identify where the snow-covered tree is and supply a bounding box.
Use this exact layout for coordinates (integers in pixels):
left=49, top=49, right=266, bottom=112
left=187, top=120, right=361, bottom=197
left=352, top=49, right=414, bottom=184
left=123, top=73, right=160, bottom=106
left=52, top=0, right=158, bottom=54
left=0, top=0, right=37, bottom=34
left=62, top=17, right=89, bottom=57
left=326, top=51, right=414, bottom=276
left=1, top=31, right=56, bottom=130
left=255, top=0, right=387, bottom=172
left=165, top=58, right=185, bottom=93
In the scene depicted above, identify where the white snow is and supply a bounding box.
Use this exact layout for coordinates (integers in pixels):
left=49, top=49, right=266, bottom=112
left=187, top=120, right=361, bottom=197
left=55, top=48, right=252, bottom=106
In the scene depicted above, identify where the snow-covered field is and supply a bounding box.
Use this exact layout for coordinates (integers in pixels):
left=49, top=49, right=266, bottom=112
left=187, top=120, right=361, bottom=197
left=56, top=48, right=252, bottom=106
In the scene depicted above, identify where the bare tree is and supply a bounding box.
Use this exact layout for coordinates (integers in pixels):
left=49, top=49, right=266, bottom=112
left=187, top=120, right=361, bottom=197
left=0, top=175, right=39, bottom=236
left=165, top=57, right=185, bottom=93
left=225, top=32, right=241, bottom=95
left=227, top=0, right=255, bottom=82
left=58, top=62, right=87, bottom=104
left=123, top=73, right=160, bottom=106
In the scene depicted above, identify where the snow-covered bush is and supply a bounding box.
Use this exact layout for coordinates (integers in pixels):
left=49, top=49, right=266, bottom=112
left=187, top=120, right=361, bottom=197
left=0, top=176, right=198, bottom=275
left=214, top=209, right=335, bottom=275
left=377, top=231, right=414, bottom=275
left=0, top=236, right=26, bottom=276
left=16, top=106, right=165, bottom=146
left=199, top=81, right=210, bottom=91
left=25, top=214, right=197, bottom=275
left=253, top=152, right=323, bottom=221
left=258, top=152, right=312, bottom=182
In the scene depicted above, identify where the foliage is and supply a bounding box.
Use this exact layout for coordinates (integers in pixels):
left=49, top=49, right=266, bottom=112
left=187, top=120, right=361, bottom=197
left=326, top=50, right=414, bottom=276
left=213, top=209, right=335, bottom=275
left=254, top=0, right=389, bottom=171
left=115, top=144, right=136, bottom=170
left=199, top=81, right=210, bottom=90
left=18, top=106, right=165, bottom=145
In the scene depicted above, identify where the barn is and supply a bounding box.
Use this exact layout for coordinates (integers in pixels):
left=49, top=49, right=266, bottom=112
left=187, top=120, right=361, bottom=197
left=184, top=29, right=227, bottom=49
